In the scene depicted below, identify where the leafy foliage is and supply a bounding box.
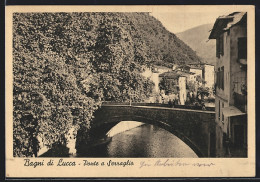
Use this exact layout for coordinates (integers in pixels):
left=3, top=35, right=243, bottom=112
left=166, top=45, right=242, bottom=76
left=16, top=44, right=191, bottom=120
left=197, top=85, right=210, bottom=98
left=186, top=81, right=196, bottom=92
left=131, top=13, right=201, bottom=67
left=159, top=77, right=179, bottom=95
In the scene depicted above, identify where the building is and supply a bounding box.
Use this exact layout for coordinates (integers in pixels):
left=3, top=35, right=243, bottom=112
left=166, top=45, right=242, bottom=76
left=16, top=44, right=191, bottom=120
left=202, top=64, right=215, bottom=88
left=177, top=70, right=196, bottom=83
left=181, top=65, right=203, bottom=84
left=142, top=68, right=160, bottom=93
left=209, top=12, right=247, bottom=157
left=178, top=76, right=187, bottom=105
left=153, top=65, right=172, bottom=74
left=142, top=66, right=172, bottom=103
left=190, top=66, right=203, bottom=79
left=159, top=71, right=187, bottom=105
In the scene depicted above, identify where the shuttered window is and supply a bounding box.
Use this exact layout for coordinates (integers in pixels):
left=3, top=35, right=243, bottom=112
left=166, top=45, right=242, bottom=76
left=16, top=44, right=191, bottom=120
left=216, top=67, right=224, bottom=90
left=216, top=34, right=224, bottom=58
left=238, top=37, right=247, bottom=60
left=221, top=66, right=224, bottom=90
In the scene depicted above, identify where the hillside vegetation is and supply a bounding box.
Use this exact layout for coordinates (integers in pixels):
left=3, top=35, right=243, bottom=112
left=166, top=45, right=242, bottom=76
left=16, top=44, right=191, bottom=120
left=13, top=12, right=200, bottom=156
left=127, top=13, right=201, bottom=67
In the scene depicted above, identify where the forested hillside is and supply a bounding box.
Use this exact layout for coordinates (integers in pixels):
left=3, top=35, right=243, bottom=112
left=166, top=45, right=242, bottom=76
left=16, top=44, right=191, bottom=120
left=13, top=12, right=200, bottom=157
left=126, top=13, right=201, bottom=67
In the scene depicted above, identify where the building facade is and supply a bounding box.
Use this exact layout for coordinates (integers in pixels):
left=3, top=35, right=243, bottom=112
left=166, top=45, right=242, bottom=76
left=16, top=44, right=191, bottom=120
left=159, top=71, right=187, bottom=105
left=209, top=12, right=247, bottom=157
left=202, top=64, right=215, bottom=88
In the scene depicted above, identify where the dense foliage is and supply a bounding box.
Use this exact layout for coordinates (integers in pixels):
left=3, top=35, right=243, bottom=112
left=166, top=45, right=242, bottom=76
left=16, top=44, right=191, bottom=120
left=130, top=13, right=201, bottom=67
left=13, top=12, right=199, bottom=157
left=159, top=77, right=179, bottom=95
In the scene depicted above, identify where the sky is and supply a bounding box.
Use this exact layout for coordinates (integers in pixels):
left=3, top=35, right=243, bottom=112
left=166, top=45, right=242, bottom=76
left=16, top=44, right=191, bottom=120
left=150, top=10, right=234, bottom=34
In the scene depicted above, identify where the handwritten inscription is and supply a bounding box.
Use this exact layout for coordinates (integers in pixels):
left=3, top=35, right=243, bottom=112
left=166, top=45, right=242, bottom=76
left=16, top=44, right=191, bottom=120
left=140, top=159, right=215, bottom=168
left=140, top=161, right=151, bottom=168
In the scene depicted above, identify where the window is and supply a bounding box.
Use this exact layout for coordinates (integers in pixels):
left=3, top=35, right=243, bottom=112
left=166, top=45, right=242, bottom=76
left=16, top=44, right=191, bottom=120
left=216, top=34, right=224, bottom=58
left=216, top=67, right=224, bottom=90
left=218, top=100, right=220, bottom=120
left=222, top=102, right=224, bottom=122
left=216, top=68, right=220, bottom=88
left=238, top=37, right=247, bottom=60
left=221, top=67, right=224, bottom=90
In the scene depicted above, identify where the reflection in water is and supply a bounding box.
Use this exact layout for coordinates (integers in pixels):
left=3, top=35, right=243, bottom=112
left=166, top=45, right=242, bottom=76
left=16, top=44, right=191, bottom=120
left=78, top=123, right=198, bottom=158
left=107, top=121, right=144, bottom=137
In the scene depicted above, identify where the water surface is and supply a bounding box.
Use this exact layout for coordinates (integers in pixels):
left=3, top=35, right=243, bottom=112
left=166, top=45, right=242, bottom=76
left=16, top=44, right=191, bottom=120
left=78, top=123, right=198, bottom=158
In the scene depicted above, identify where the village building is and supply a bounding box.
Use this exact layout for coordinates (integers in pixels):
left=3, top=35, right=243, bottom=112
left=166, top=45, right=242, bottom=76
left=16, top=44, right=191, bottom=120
left=142, top=68, right=160, bottom=93
left=202, top=63, right=215, bottom=88
left=153, top=65, right=172, bottom=74
left=142, top=66, right=173, bottom=103
left=190, top=66, right=203, bottom=79
left=181, top=65, right=203, bottom=83
left=159, top=71, right=187, bottom=105
left=209, top=12, right=247, bottom=157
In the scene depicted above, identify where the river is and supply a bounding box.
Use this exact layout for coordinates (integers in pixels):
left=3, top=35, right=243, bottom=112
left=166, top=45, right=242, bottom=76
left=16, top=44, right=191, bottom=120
left=78, top=122, right=198, bottom=158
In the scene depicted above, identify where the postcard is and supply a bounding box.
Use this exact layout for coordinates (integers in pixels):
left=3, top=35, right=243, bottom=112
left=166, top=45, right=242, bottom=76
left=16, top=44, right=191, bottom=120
left=5, top=5, right=255, bottom=177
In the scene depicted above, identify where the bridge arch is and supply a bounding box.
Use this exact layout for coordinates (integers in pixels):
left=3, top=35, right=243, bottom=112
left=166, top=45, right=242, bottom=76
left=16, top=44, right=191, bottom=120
left=85, top=104, right=216, bottom=157
left=90, top=116, right=204, bottom=157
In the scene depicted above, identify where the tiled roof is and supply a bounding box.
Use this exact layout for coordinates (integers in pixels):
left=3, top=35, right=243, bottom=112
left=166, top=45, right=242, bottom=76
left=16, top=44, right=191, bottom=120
left=209, top=12, right=246, bottom=39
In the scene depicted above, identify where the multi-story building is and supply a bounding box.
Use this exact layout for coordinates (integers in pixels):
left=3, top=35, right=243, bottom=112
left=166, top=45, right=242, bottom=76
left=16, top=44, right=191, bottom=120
left=209, top=12, right=247, bottom=157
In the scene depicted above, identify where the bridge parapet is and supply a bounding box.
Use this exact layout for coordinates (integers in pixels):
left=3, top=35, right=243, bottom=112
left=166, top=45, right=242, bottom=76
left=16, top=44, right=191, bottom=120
left=102, top=102, right=215, bottom=111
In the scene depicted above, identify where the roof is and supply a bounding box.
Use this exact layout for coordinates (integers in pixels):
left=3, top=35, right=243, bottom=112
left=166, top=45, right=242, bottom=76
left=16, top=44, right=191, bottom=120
left=180, top=64, right=203, bottom=70
left=200, top=62, right=215, bottom=67
left=159, top=71, right=180, bottom=79
left=159, top=70, right=193, bottom=79
left=209, top=12, right=247, bottom=39
left=189, top=66, right=203, bottom=70
left=154, top=65, right=171, bottom=70
left=177, top=70, right=195, bottom=77
left=222, top=106, right=246, bottom=117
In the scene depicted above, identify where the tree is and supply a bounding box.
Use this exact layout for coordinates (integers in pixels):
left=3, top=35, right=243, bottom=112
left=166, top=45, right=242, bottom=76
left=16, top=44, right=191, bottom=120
left=197, top=85, right=210, bottom=100
left=13, top=12, right=200, bottom=156
left=159, top=77, right=178, bottom=95
left=13, top=12, right=155, bottom=156
left=13, top=13, right=101, bottom=156
left=186, top=81, right=196, bottom=92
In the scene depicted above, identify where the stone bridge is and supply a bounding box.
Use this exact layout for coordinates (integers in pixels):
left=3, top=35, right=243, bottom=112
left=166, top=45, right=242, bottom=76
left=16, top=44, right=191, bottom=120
left=86, top=103, right=216, bottom=157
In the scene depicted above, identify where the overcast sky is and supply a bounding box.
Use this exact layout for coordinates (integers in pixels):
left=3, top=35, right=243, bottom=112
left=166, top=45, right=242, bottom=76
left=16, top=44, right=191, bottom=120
left=150, top=10, right=234, bottom=33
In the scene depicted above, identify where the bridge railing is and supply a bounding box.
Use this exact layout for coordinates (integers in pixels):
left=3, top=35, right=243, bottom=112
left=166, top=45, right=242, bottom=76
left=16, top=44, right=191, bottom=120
left=101, top=102, right=215, bottom=111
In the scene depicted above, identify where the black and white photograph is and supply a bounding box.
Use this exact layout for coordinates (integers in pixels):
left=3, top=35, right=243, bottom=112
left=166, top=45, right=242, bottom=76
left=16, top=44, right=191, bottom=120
left=5, top=5, right=255, bottom=177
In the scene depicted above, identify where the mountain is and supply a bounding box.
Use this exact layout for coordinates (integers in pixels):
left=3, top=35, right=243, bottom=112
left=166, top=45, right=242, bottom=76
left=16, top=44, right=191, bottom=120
left=176, top=24, right=216, bottom=65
